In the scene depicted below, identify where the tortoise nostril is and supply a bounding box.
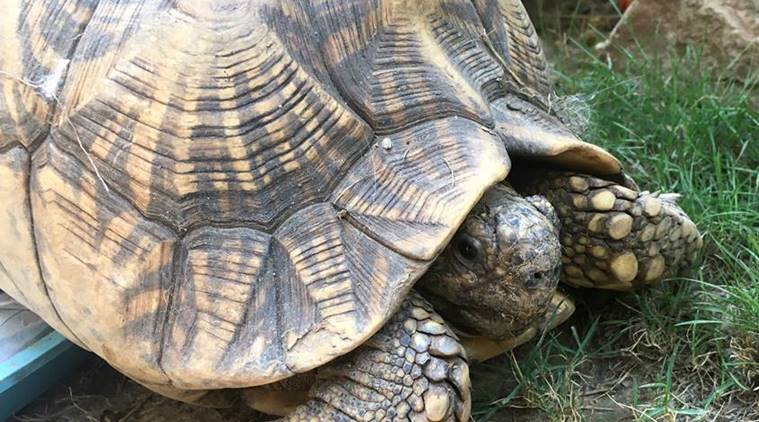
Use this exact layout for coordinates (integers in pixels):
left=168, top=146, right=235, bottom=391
left=526, top=270, right=547, bottom=289
left=526, top=265, right=561, bottom=290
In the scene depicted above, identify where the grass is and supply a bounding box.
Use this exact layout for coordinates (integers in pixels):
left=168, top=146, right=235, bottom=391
left=472, top=20, right=759, bottom=422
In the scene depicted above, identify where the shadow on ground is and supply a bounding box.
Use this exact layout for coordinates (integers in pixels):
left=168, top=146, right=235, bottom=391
left=11, top=358, right=268, bottom=422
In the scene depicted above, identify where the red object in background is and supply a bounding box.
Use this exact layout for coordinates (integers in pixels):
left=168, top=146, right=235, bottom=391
left=619, top=0, right=633, bottom=11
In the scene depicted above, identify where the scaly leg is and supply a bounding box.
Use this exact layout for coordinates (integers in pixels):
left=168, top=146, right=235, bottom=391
left=515, top=171, right=702, bottom=291
left=275, top=292, right=470, bottom=421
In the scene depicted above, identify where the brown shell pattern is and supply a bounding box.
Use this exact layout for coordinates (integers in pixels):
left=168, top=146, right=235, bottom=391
left=0, top=0, right=590, bottom=391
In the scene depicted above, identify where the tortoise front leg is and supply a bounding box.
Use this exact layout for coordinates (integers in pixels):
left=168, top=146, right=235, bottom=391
left=514, top=171, right=702, bottom=291
left=269, top=292, right=470, bottom=422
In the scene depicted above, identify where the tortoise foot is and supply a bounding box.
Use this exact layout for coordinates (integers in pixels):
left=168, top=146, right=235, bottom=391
left=281, top=292, right=471, bottom=421
left=518, top=172, right=703, bottom=291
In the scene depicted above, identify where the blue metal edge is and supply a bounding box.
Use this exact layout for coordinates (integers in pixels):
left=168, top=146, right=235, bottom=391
left=0, top=331, right=92, bottom=421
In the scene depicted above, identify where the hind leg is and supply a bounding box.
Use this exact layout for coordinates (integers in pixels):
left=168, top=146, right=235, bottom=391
left=515, top=171, right=702, bottom=291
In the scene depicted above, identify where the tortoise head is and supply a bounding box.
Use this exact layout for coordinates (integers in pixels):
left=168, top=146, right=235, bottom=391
left=417, top=183, right=561, bottom=340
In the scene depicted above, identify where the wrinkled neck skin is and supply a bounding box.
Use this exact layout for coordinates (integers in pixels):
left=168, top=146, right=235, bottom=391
left=417, top=183, right=561, bottom=340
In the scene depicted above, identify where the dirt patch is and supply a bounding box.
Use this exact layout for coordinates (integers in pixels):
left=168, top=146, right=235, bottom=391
left=600, top=0, right=759, bottom=80
left=10, top=359, right=268, bottom=422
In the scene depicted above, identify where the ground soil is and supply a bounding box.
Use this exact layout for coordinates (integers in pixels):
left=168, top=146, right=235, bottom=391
left=11, top=358, right=269, bottom=422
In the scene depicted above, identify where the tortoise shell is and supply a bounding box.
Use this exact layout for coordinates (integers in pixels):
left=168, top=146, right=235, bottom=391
left=0, top=0, right=620, bottom=391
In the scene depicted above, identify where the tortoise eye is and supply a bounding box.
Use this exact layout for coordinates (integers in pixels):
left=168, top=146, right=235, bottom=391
left=456, top=236, right=480, bottom=261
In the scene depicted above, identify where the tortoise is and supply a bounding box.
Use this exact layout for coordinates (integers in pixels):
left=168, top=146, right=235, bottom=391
left=0, top=0, right=702, bottom=420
